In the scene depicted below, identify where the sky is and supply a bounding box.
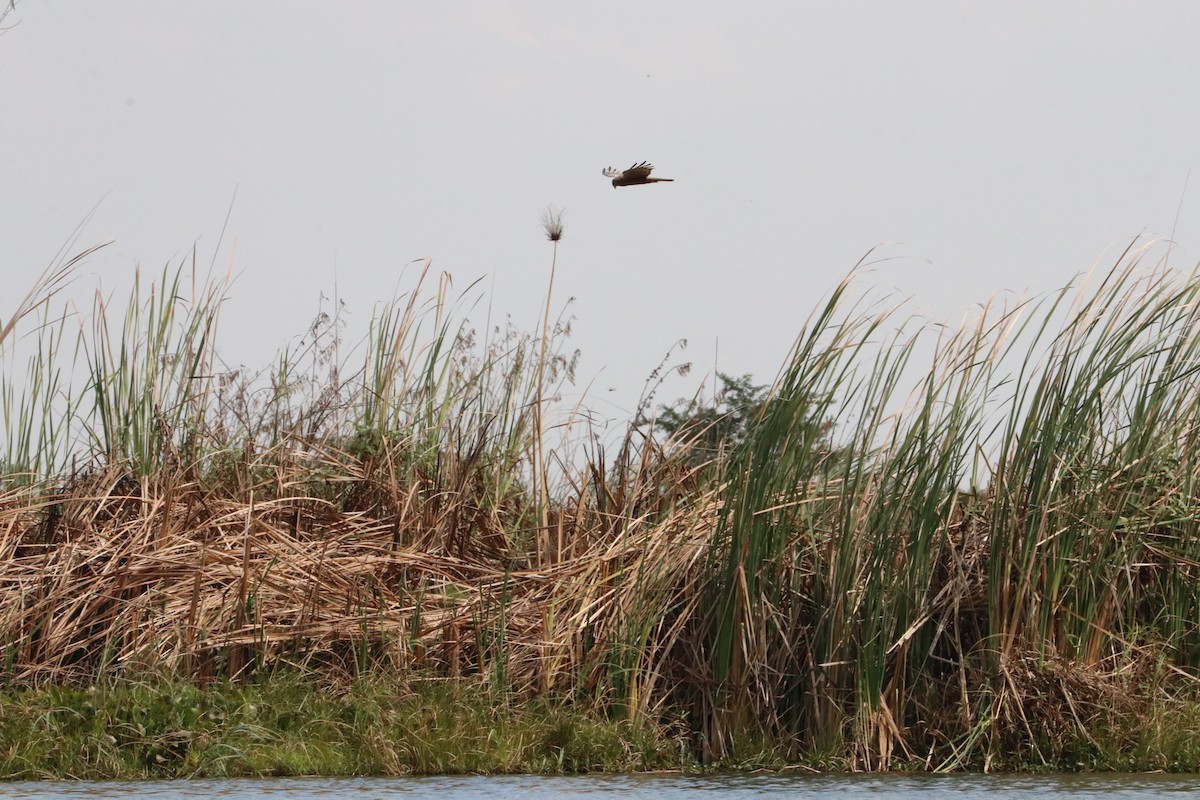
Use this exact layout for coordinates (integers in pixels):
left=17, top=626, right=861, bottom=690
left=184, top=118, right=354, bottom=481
left=3, top=1, right=1199, bottom=427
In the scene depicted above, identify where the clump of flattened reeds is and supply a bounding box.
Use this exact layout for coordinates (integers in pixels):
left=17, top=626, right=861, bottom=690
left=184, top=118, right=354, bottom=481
left=0, top=244, right=699, bottom=727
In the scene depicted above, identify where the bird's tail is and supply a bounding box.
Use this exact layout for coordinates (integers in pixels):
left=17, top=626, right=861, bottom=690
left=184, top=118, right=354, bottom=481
left=646, top=178, right=674, bottom=182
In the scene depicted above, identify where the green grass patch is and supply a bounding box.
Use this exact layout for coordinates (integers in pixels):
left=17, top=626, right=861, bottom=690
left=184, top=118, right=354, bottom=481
left=0, top=672, right=691, bottom=780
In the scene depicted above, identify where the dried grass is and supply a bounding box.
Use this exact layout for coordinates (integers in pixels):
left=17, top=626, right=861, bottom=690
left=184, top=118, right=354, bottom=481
left=0, top=460, right=713, bottom=699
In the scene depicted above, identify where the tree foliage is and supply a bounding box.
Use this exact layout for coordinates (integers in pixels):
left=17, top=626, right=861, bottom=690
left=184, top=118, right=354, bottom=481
left=657, top=372, right=834, bottom=471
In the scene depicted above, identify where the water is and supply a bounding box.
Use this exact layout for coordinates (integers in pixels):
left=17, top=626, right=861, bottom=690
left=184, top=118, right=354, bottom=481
left=1, top=773, right=1198, bottom=800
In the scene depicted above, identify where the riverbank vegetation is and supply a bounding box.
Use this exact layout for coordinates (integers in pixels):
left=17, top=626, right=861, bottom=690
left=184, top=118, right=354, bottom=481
left=0, top=672, right=690, bottom=779
left=4, top=237, right=1200, bottom=777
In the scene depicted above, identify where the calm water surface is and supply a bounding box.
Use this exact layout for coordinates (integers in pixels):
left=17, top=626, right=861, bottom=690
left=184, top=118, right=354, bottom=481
left=2, top=774, right=1198, bottom=799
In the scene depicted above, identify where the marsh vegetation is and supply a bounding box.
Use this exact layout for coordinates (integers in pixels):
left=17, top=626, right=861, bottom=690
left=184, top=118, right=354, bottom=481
left=4, top=237, right=1200, bottom=776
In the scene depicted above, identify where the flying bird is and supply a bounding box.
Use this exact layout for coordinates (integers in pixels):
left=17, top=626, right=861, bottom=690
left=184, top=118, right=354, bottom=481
left=603, top=161, right=674, bottom=188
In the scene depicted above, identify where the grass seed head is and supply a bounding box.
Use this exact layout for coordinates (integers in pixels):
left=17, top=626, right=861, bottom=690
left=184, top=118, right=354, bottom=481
left=542, top=207, right=566, bottom=242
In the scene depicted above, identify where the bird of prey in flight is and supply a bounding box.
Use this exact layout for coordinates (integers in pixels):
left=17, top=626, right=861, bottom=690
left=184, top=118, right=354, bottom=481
left=603, top=161, right=674, bottom=188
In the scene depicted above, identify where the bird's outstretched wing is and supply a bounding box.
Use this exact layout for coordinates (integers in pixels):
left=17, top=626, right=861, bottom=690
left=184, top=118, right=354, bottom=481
left=603, top=161, right=673, bottom=186
left=620, top=161, right=655, bottom=181
left=603, top=161, right=653, bottom=179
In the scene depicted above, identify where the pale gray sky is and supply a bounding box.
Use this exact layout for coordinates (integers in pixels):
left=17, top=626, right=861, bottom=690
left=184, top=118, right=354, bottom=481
left=3, top=1, right=1199, bottom=422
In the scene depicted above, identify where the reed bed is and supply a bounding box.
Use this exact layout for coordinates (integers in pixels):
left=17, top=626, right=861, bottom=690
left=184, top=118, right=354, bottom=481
left=3, top=238, right=1200, bottom=772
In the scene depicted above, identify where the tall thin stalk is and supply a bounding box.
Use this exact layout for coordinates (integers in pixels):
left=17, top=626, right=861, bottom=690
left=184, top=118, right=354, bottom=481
left=534, top=208, right=565, bottom=563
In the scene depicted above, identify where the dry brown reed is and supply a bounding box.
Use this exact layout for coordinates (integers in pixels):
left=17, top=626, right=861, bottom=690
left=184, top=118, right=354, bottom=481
left=0, top=450, right=712, bottom=705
